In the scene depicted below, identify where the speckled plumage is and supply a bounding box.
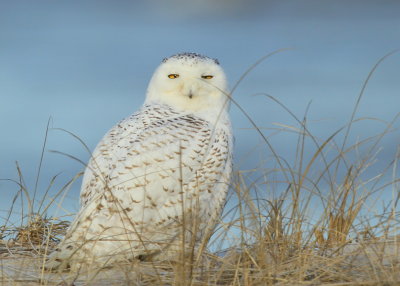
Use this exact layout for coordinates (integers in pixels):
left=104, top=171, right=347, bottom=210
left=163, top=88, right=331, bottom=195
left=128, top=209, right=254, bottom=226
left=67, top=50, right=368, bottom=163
left=46, top=53, right=232, bottom=271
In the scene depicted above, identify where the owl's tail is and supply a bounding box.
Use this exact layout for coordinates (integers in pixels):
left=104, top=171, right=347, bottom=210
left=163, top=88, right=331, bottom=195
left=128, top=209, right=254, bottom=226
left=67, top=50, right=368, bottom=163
left=45, top=240, right=78, bottom=271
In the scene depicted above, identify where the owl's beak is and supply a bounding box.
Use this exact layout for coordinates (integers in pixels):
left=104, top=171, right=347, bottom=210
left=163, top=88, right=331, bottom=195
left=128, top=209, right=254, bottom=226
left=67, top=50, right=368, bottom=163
left=187, top=87, right=194, bottom=99
left=184, top=84, right=196, bottom=99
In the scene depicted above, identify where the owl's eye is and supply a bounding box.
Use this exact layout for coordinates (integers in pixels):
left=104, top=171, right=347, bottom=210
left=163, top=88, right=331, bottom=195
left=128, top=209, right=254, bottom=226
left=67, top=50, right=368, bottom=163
left=201, top=75, right=214, bottom=79
left=168, top=74, right=179, bottom=79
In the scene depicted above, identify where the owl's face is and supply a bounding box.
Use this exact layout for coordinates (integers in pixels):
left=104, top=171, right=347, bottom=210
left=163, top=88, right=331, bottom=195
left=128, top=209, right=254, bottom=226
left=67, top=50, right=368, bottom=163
left=146, top=53, right=229, bottom=114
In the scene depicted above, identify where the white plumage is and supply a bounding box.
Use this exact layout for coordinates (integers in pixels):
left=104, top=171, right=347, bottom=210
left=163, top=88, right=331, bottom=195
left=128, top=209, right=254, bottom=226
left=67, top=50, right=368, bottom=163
left=47, top=53, right=233, bottom=271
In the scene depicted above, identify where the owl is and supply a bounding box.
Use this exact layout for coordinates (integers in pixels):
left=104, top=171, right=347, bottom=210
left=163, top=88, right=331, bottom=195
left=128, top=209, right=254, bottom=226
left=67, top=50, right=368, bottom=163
left=46, top=53, right=233, bottom=271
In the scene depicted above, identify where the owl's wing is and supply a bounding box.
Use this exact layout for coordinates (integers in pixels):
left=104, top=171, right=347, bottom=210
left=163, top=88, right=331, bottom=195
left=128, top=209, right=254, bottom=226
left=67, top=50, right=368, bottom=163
left=78, top=107, right=147, bottom=207
left=79, top=104, right=231, bottom=217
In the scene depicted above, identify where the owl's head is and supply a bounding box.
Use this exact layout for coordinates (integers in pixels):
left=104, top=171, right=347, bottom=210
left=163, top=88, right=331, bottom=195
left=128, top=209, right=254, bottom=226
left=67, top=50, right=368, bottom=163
left=145, top=53, right=229, bottom=115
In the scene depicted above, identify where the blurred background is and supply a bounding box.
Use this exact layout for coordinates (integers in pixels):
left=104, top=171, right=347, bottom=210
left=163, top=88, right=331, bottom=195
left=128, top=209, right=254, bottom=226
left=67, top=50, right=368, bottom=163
left=0, top=0, right=399, bottom=223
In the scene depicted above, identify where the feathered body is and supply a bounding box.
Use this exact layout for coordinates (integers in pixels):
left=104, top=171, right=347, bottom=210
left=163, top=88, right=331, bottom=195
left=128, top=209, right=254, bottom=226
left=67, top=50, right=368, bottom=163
left=47, top=53, right=232, bottom=271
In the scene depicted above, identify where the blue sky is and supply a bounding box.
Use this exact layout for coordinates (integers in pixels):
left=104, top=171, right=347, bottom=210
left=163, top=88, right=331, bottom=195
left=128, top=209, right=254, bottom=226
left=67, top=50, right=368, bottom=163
left=0, top=1, right=399, bottom=224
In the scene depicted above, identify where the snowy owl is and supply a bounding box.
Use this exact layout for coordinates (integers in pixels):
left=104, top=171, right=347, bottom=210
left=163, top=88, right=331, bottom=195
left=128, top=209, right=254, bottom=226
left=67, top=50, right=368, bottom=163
left=46, top=53, right=233, bottom=271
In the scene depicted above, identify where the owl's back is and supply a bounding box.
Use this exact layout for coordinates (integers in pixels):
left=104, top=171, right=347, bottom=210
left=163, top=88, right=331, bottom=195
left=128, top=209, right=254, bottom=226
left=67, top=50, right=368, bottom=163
left=46, top=103, right=232, bottom=271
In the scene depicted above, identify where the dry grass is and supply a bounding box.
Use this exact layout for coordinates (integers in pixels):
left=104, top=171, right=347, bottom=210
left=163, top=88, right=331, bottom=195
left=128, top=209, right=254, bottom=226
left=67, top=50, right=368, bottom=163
left=1, top=51, right=399, bottom=285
